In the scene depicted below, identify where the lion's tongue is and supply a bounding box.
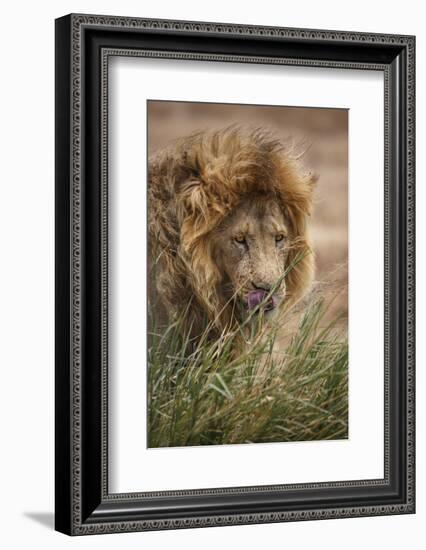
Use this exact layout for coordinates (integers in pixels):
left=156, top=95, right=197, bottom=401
left=247, top=290, right=276, bottom=310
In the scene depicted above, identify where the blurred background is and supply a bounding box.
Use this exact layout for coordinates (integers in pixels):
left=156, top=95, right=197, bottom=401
left=147, top=101, right=348, bottom=322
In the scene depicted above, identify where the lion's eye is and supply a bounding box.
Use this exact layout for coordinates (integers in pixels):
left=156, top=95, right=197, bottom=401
left=275, top=234, right=285, bottom=243
left=234, top=235, right=246, bottom=244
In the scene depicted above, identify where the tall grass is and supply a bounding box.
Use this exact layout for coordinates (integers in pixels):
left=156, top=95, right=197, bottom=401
left=147, top=294, right=348, bottom=448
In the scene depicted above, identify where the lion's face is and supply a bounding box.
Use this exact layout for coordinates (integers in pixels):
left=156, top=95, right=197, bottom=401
left=212, top=194, right=290, bottom=317
left=149, top=126, right=315, bottom=334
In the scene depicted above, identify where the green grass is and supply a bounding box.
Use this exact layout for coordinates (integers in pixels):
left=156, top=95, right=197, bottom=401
left=147, top=296, right=348, bottom=448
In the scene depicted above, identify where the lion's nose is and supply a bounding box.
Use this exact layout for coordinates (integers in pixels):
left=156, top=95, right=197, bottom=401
left=252, top=282, right=272, bottom=292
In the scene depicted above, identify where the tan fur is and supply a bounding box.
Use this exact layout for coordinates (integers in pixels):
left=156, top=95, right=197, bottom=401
left=148, top=126, right=316, bottom=337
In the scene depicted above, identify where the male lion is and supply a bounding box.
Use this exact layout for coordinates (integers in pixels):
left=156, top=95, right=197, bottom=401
left=148, top=126, right=316, bottom=339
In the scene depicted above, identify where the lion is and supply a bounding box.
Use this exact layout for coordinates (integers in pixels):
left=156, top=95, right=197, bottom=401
left=148, top=126, right=316, bottom=340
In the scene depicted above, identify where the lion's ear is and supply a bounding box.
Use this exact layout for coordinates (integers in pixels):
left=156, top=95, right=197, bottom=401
left=307, top=171, right=319, bottom=188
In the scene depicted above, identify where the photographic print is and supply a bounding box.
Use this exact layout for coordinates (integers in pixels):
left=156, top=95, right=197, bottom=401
left=56, top=15, right=414, bottom=534
left=147, top=100, right=349, bottom=448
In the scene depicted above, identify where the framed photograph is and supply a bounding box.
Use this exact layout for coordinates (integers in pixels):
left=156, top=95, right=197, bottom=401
left=55, top=14, right=415, bottom=535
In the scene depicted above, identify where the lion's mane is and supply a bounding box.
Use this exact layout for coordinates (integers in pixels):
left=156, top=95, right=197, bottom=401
left=148, top=126, right=316, bottom=335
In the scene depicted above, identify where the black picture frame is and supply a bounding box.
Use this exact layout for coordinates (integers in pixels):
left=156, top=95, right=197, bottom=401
left=55, top=13, right=415, bottom=535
